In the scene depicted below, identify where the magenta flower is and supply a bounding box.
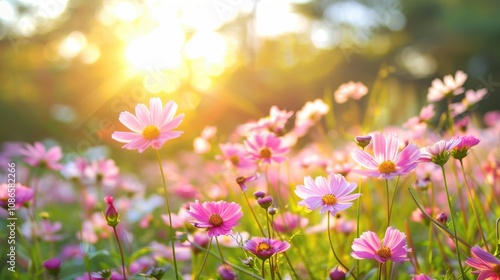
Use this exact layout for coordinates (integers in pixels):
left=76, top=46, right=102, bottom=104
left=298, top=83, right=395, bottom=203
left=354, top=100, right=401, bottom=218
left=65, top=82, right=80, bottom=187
left=0, top=183, right=33, bottom=209
left=412, top=274, right=432, bottom=280
left=295, top=173, right=360, bottom=215
left=272, top=211, right=309, bottom=233
left=244, top=237, right=290, bottom=260
left=419, top=138, right=461, bottom=166
left=21, top=142, right=62, bottom=170
left=334, top=81, right=368, bottom=104
left=112, top=98, right=184, bottom=153
left=451, top=135, right=480, bottom=160
left=187, top=200, right=243, bottom=237
left=351, top=132, right=420, bottom=179
left=427, top=70, right=467, bottom=102
left=104, top=196, right=120, bottom=227
left=465, top=245, right=500, bottom=280
left=217, top=143, right=255, bottom=170
left=351, top=227, right=411, bottom=263
left=244, top=131, right=289, bottom=164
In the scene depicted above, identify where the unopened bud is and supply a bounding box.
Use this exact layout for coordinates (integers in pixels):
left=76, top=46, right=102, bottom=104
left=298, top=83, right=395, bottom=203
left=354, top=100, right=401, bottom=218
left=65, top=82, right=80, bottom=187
left=253, top=191, right=265, bottom=199
left=436, top=211, right=448, bottom=225
left=257, top=196, right=273, bottom=209
left=354, top=135, right=372, bottom=149
left=43, top=258, right=61, bottom=278
left=218, top=265, right=237, bottom=280
left=268, top=207, right=277, bottom=216
left=104, top=196, right=120, bottom=227
left=329, top=266, right=346, bottom=280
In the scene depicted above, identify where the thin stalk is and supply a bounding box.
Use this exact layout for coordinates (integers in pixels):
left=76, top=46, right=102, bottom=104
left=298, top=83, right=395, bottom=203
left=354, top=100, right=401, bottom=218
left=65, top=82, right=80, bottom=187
left=408, top=187, right=471, bottom=249
left=355, top=179, right=362, bottom=280
left=155, top=150, right=179, bottom=280
left=378, top=263, right=383, bottom=280
left=388, top=177, right=401, bottom=228
left=440, top=166, right=466, bottom=278
left=195, top=237, right=212, bottom=280
left=261, top=259, right=266, bottom=279
left=215, top=237, right=227, bottom=268
left=327, top=213, right=357, bottom=280
left=385, top=179, right=391, bottom=227
left=459, top=159, right=489, bottom=251
left=266, top=211, right=272, bottom=239
left=112, top=227, right=127, bottom=280
left=243, top=192, right=266, bottom=236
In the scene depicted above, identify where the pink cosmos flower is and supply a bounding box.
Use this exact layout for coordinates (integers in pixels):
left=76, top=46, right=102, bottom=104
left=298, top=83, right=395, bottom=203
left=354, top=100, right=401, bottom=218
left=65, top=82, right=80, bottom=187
left=334, top=81, right=368, bottom=104
left=427, top=70, right=467, bottom=102
left=465, top=245, right=500, bottom=280
left=451, top=135, right=480, bottom=160
left=244, top=132, right=289, bottom=164
left=217, top=143, right=255, bottom=170
left=351, top=226, right=411, bottom=263
left=244, top=237, right=291, bottom=260
left=236, top=173, right=260, bottom=192
left=21, top=142, right=62, bottom=170
left=295, top=173, right=361, bottom=215
left=0, top=183, right=34, bottom=209
left=84, top=158, right=119, bottom=186
left=419, top=138, right=461, bottom=166
left=112, top=98, right=184, bottom=153
left=61, top=157, right=88, bottom=180
left=272, top=211, right=309, bottom=233
left=187, top=200, right=243, bottom=237
left=193, top=126, right=217, bottom=154
left=351, top=132, right=420, bottom=179
left=293, top=99, right=329, bottom=137
left=450, top=88, right=488, bottom=116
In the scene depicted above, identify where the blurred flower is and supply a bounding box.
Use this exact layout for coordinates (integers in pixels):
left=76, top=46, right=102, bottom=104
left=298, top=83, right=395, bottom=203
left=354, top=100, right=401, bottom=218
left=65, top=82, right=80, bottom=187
left=465, top=245, right=500, bottom=279
left=455, top=116, right=470, bottom=133
left=217, top=143, right=255, bottom=170
left=43, top=258, right=61, bottom=278
left=257, top=196, right=273, bottom=209
left=187, top=200, right=243, bottom=237
left=244, top=131, right=289, bottom=165
left=436, top=211, right=448, bottom=225
left=351, top=227, right=411, bottom=264
left=21, top=219, right=63, bottom=242
left=267, top=106, right=294, bottom=134
left=194, top=126, right=217, bottom=154
left=419, top=138, right=461, bottom=166
left=236, top=173, right=259, bottom=192
left=129, top=256, right=155, bottom=275
left=21, top=142, right=62, bottom=170
left=294, top=99, right=329, bottom=137
left=161, top=204, right=192, bottom=229
left=450, top=88, right=488, bottom=116
left=451, top=135, right=480, bottom=160
left=254, top=190, right=266, bottom=199
left=61, top=244, right=84, bottom=260
left=272, top=211, right=308, bottom=233
left=412, top=274, right=432, bottom=280
left=484, top=150, right=500, bottom=185
left=218, top=265, right=237, bottom=280
left=351, top=132, right=420, bottom=179
left=404, top=104, right=435, bottom=128
left=334, top=81, right=368, bottom=104
left=484, top=111, right=500, bottom=128
left=112, top=98, right=184, bottom=153
left=410, top=207, right=439, bottom=223
left=295, top=173, right=360, bottom=216
left=0, top=183, right=33, bottom=209
left=217, top=231, right=250, bottom=248
left=84, top=158, right=119, bottom=187
left=427, top=70, right=467, bottom=102
left=244, top=237, right=290, bottom=260
left=104, top=196, right=120, bottom=227
left=61, top=157, right=88, bottom=181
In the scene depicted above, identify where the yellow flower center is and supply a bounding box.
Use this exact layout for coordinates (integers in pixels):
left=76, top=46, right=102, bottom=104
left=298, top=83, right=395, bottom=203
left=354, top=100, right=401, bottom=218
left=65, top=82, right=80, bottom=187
left=230, top=155, right=240, bottom=165
left=322, top=194, right=337, bottom=205
left=376, top=246, right=392, bottom=259
left=208, top=214, right=223, bottom=226
left=378, top=161, right=396, bottom=174
left=142, top=125, right=160, bottom=140
left=256, top=242, right=271, bottom=252
left=260, top=148, right=272, bottom=159
left=493, top=264, right=500, bottom=276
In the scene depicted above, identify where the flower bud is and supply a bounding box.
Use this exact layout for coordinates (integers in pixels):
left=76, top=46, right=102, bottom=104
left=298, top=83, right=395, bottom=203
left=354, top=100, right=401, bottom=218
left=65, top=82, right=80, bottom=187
left=242, top=257, right=254, bottom=267
left=43, top=258, right=61, bottom=278
left=268, top=207, right=277, bottom=216
left=354, top=135, right=372, bottom=149
left=253, top=191, right=266, bottom=199
left=257, top=196, right=273, bottom=209
left=218, top=265, right=237, bottom=280
left=437, top=211, right=448, bottom=225
left=104, top=196, right=120, bottom=227
left=329, top=266, right=346, bottom=280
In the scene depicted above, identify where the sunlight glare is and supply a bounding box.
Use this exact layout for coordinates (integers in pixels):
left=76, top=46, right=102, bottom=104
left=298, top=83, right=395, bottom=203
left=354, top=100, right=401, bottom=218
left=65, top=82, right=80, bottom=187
left=126, top=25, right=185, bottom=70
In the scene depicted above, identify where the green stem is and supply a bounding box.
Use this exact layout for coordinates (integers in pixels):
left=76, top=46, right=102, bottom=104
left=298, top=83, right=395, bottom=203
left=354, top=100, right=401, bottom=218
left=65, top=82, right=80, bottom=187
left=266, top=211, right=272, bottom=239
left=355, top=179, right=362, bottom=280
left=378, top=263, right=382, bottom=280
left=155, top=150, right=179, bottom=280
left=112, top=226, right=127, bottom=280
left=327, top=213, right=357, bottom=280
left=243, top=192, right=266, bottom=236
left=440, top=165, right=466, bottom=278
left=262, top=259, right=266, bottom=279
left=385, top=179, right=390, bottom=227
left=388, top=177, right=400, bottom=228
left=215, top=237, right=227, bottom=267
left=459, top=159, right=489, bottom=251
left=195, top=237, right=212, bottom=280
